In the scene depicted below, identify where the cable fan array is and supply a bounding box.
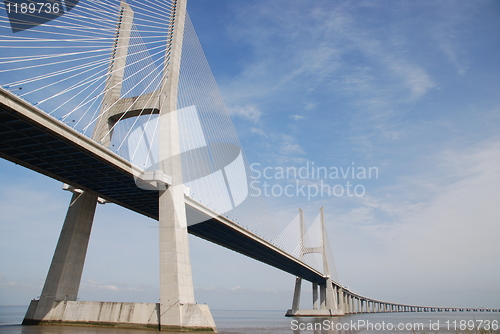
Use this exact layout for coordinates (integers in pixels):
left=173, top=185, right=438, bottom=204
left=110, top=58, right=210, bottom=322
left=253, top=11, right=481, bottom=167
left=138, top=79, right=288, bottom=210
left=0, top=0, right=338, bottom=278
left=274, top=211, right=340, bottom=282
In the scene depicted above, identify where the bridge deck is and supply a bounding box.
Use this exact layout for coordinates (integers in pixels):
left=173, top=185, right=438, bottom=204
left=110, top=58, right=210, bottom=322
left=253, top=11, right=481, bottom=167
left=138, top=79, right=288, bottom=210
left=0, top=88, right=325, bottom=283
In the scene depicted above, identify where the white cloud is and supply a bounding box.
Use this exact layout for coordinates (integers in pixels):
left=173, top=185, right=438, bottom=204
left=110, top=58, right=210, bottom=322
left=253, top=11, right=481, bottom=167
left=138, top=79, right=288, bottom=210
left=250, top=127, right=268, bottom=137
left=1, top=281, right=17, bottom=287
left=279, top=135, right=304, bottom=155
left=82, top=279, right=147, bottom=293
left=304, top=103, right=316, bottom=111
left=389, top=61, right=435, bottom=101
left=289, top=115, right=304, bottom=121
left=228, top=105, right=261, bottom=123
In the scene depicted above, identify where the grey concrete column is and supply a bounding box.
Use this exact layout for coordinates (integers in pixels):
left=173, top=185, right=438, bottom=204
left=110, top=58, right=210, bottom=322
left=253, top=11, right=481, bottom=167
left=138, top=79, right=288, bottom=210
left=337, top=288, right=343, bottom=312
left=158, top=186, right=196, bottom=306
left=325, top=278, right=336, bottom=310
left=319, top=283, right=327, bottom=309
left=93, top=1, right=134, bottom=147
left=156, top=0, right=215, bottom=329
left=332, top=285, right=338, bottom=310
left=292, top=277, right=302, bottom=311
left=33, top=191, right=98, bottom=319
left=312, top=282, right=318, bottom=310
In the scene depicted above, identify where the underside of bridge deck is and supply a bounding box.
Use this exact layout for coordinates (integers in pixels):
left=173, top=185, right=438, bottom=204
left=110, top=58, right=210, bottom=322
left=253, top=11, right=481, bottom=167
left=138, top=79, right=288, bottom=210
left=0, top=96, right=325, bottom=283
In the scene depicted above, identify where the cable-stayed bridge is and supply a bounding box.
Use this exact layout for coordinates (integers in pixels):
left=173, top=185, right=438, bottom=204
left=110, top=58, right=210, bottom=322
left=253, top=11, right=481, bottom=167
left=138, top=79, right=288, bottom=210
left=1, top=0, right=498, bottom=331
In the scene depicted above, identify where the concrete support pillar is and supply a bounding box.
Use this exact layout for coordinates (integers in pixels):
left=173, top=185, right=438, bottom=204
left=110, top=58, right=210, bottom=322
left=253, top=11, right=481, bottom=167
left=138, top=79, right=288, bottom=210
left=31, top=191, right=98, bottom=320
left=312, top=282, right=318, bottom=310
left=319, top=283, right=327, bottom=309
left=158, top=186, right=195, bottom=303
left=156, top=0, right=215, bottom=328
left=157, top=107, right=215, bottom=330
left=338, top=288, right=344, bottom=313
left=332, top=285, right=338, bottom=310
left=92, top=1, right=134, bottom=147
left=325, top=278, right=336, bottom=310
left=292, top=277, right=302, bottom=311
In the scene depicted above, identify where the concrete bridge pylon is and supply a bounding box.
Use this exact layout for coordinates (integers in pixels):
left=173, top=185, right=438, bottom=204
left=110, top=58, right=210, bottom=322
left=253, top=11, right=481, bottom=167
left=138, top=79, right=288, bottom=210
left=22, top=0, right=216, bottom=331
left=286, top=207, right=344, bottom=317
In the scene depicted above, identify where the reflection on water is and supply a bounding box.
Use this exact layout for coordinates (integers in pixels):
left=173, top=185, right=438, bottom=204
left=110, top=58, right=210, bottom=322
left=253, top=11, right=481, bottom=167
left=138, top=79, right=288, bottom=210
left=1, top=306, right=499, bottom=334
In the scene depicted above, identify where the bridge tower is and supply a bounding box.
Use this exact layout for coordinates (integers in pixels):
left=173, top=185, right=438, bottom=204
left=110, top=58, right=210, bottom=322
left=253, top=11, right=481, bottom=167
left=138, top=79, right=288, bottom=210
left=23, top=0, right=216, bottom=331
left=286, top=207, right=344, bottom=316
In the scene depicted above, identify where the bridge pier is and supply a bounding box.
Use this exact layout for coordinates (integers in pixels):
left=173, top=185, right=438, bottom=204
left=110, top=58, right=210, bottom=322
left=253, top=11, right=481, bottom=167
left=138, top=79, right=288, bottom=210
left=23, top=191, right=98, bottom=325
left=291, top=277, right=302, bottom=311
left=312, top=282, right=319, bottom=309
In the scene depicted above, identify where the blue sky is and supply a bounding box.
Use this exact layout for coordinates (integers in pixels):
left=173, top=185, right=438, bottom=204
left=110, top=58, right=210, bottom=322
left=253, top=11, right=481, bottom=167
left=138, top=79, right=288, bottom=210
left=1, top=0, right=500, bottom=310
